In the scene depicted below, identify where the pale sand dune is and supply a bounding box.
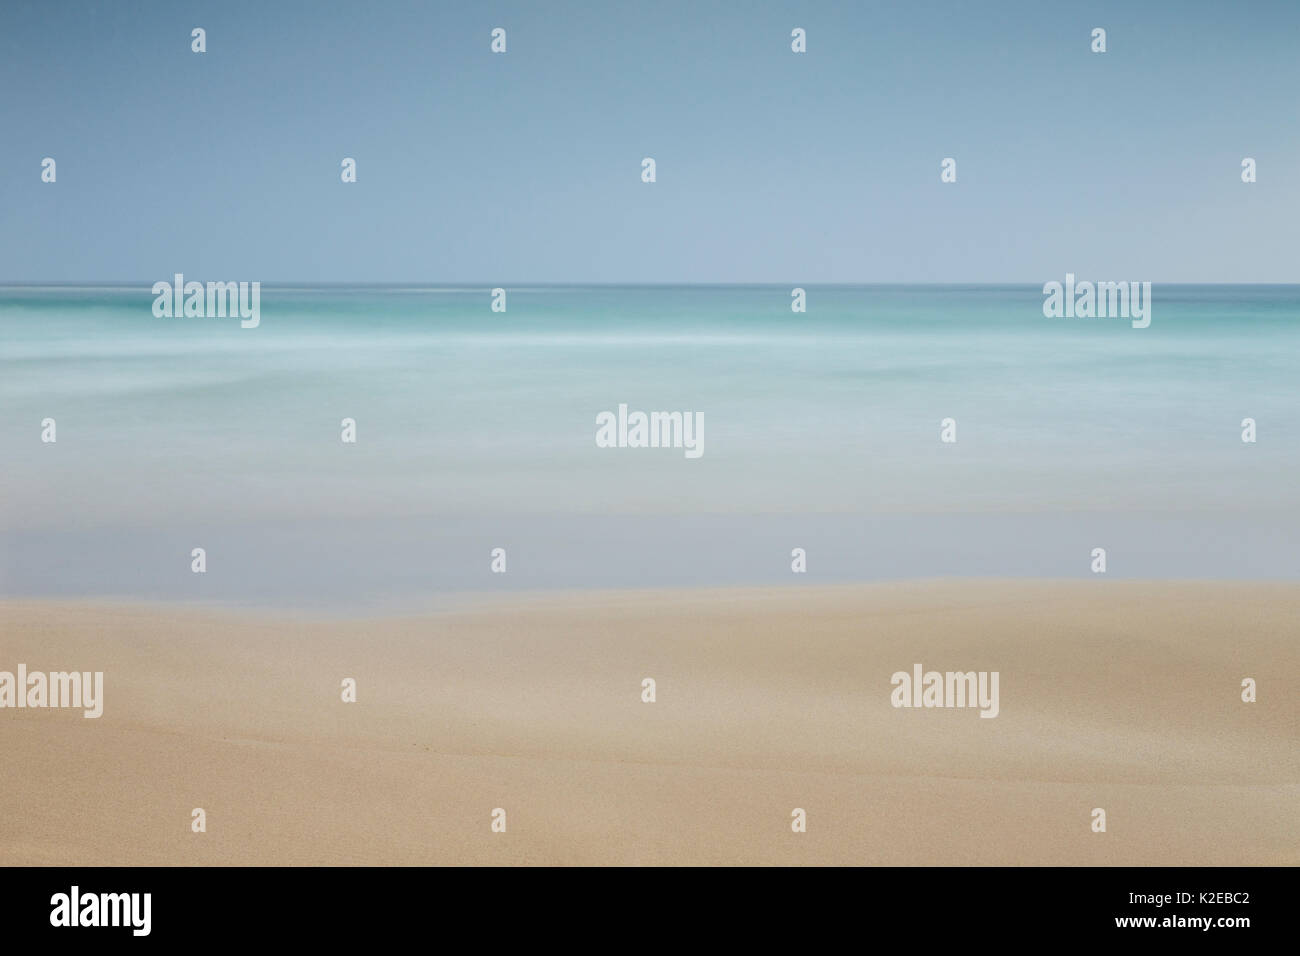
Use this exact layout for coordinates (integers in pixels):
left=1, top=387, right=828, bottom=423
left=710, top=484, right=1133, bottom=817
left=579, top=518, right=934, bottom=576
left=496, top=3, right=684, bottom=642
left=1, top=581, right=1296, bottom=866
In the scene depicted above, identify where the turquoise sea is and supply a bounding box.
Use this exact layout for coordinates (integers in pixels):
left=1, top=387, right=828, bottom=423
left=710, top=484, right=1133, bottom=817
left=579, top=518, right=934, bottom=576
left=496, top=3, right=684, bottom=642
left=2, top=284, right=1298, bottom=607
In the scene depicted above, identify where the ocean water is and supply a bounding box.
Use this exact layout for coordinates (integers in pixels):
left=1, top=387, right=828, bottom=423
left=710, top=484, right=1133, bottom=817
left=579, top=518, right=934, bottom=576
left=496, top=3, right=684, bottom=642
left=2, top=284, right=1298, bottom=607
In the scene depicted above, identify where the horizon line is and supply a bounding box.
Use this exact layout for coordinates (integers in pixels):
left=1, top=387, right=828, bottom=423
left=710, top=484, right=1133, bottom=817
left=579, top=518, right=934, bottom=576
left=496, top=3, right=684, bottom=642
left=4, top=280, right=1300, bottom=289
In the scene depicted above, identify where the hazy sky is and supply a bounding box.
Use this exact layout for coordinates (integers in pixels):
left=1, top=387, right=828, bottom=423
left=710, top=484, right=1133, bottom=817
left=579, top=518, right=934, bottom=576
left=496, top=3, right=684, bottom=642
left=3, top=0, right=1298, bottom=282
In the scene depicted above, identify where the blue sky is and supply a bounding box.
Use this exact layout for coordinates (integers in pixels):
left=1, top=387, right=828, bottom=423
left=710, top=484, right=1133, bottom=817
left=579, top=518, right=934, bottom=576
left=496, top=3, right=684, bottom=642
left=3, top=0, right=1298, bottom=282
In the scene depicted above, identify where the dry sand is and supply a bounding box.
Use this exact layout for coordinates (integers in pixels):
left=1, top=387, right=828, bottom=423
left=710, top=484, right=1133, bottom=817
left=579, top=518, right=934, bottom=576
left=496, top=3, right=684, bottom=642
left=1, top=580, right=1296, bottom=865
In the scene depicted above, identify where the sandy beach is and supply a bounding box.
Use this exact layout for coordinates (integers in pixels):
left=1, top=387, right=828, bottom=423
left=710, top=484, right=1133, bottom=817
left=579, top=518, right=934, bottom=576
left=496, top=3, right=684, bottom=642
left=1, top=580, right=1296, bottom=866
